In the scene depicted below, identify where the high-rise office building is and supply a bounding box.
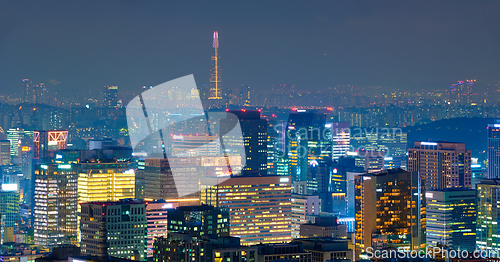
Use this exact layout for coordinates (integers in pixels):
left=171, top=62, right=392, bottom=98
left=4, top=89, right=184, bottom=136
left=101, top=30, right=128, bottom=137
left=261, top=113, right=278, bottom=176
left=363, top=151, right=386, bottom=173
left=476, top=179, right=500, bottom=251
left=450, top=80, right=474, bottom=105
left=350, top=128, right=407, bottom=169
left=18, top=138, right=33, bottom=180
left=77, top=160, right=136, bottom=205
left=355, top=169, right=425, bottom=257
left=223, top=110, right=267, bottom=176
left=136, top=155, right=240, bottom=205
left=77, top=159, right=136, bottom=240
left=241, top=85, right=251, bottom=106
left=167, top=205, right=230, bottom=239
left=0, top=187, right=20, bottom=243
left=306, top=157, right=332, bottom=194
left=169, top=135, right=220, bottom=157
left=217, top=176, right=292, bottom=245
left=425, top=189, right=476, bottom=252
left=487, top=124, right=500, bottom=179
left=276, top=157, right=289, bottom=176
left=330, top=157, right=364, bottom=218
left=34, top=163, right=78, bottom=248
left=0, top=140, right=10, bottom=165
left=22, top=79, right=33, bottom=103
left=331, top=122, right=350, bottom=160
left=33, top=130, right=68, bottom=159
left=330, top=156, right=363, bottom=197
left=136, top=157, right=200, bottom=204
left=22, top=79, right=45, bottom=104
left=286, top=113, right=332, bottom=182
left=408, top=141, right=472, bottom=190
left=291, top=194, right=321, bottom=239
left=80, top=200, right=147, bottom=261
left=6, top=128, right=34, bottom=157
left=146, top=201, right=177, bottom=258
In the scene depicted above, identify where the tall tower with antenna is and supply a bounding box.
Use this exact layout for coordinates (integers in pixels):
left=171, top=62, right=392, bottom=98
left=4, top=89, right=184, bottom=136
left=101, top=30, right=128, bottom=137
left=209, top=31, right=222, bottom=101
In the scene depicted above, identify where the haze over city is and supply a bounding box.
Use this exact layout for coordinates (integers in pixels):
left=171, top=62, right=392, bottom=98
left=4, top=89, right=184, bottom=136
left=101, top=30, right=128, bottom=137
left=1, top=1, right=499, bottom=99
left=0, top=1, right=500, bottom=262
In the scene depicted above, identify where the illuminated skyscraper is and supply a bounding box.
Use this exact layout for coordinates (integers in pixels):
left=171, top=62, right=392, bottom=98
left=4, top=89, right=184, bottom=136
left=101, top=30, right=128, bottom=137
left=291, top=194, right=320, bottom=239
left=146, top=201, right=177, bottom=258
left=331, top=156, right=363, bottom=197
left=34, top=163, right=78, bottom=248
left=0, top=140, right=10, bottom=165
left=104, top=86, right=119, bottom=108
left=363, top=151, right=385, bottom=173
left=136, top=156, right=240, bottom=205
left=242, top=85, right=251, bottom=106
left=209, top=31, right=222, bottom=101
left=450, top=80, right=474, bottom=105
left=408, top=141, right=471, bottom=190
left=6, top=128, right=34, bottom=157
left=22, top=79, right=44, bottom=104
left=487, top=124, right=500, bottom=179
left=425, top=189, right=476, bottom=252
left=223, top=110, right=267, bottom=176
left=261, top=113, right=278, bottom=175
left=77, top=160, right=135, bottom=206
left=350, top=128, right=407, bottom=169
left=217, top=176, right=292, bottom=245
left=0, top=187, right=20, bottom=243
left=136, top=157, right=200, bottom=204
left=23, top=79, right=32, bottom=103
left=476, top=179, right=500, bottom=251
left=286, top=113, right=332, bottom=182
left=80, top=200, right=147, bottom=261
left=331, top=122, right=350, bottom=160
left=355, top=169, right=425, bottom=257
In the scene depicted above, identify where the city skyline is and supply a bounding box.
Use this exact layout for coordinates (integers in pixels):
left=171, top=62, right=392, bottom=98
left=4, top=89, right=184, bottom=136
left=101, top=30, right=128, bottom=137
left=2, top=2, right=500, bottom=261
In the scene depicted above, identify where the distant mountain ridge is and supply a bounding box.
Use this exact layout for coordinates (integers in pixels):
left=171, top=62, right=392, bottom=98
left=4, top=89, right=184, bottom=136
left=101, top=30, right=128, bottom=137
left=404, top=117, right=499, bottom=161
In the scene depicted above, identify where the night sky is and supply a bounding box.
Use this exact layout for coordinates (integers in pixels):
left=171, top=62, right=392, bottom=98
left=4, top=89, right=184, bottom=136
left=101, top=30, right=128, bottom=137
left=0, top=1, right=499, bottom=96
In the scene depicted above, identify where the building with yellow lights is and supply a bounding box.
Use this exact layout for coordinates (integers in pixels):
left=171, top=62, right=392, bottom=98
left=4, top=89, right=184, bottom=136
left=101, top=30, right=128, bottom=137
left=217, top=176, right=292, bottom=245
left=77, top=159, right=135, bottom=205
left=34, top=163, right=78, bottom=248
left=354, top=169, right=425, bottom=258
left=476, top=179, right=500, bottom=251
